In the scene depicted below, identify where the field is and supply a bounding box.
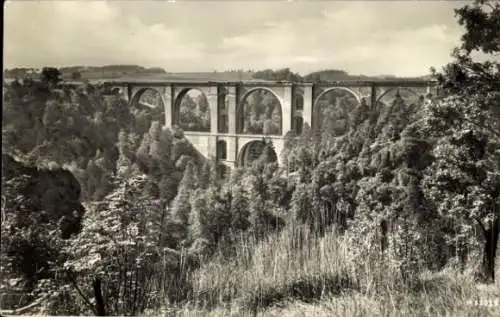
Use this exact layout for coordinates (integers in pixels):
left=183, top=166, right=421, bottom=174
left=3, top=70, right=258, bottom=83
left=69, top=71, right=258, bottom=82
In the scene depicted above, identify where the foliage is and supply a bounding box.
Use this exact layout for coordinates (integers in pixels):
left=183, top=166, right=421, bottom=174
left=252, top=68, right=303, bottom=82
left=241, top=90, right=282, bottom=135
left=71, top=71, right=82, bottom=80
left=177, top=93, right=211, bottom=132
left=1, top=155, right=85, bottom=312
left=1, top=76, right=206, bottom=314
left=60, top=174, right=194, bottom=315
left=423, top=0, right=500, bottom=281
left=41, top=67, right=62, bottom=86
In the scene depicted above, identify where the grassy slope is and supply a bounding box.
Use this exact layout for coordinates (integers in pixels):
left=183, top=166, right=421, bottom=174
left=148, top=223, right=500, bottom=316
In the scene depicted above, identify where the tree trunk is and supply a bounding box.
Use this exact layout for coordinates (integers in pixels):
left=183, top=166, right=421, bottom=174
left=380, top=219, right=389, bottom=252
left=93, top=278, right=106, bottom=316
left=479, top=217, right=500, bottom=282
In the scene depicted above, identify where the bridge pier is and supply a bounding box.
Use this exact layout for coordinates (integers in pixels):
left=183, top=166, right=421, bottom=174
left=226, top=86, right=237, bottom=135
left=282, top=86, right=293, bottom=136
left=164, top=86, right=173, bottom=127
left=302, top=84, right=313, bottom=128
left=225, top=137, right=238, bottom=168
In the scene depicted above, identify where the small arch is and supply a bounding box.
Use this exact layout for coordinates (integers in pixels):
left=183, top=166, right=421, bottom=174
left=174, top=88, right=211, bottom=132
left=217, top=140, right=227, bottom=160
left=237, top=140, right=278, bottom=167
left=110, top=87, right=122, bottom=95
left=217, top=164, right=231, bottom=180
left=293, top=116, right=304, bottom=134
left=237, top=87, right=283, bottom=135
left=295, top=94, right=304, bottom=111
left=218, top=87, right=228, bottom=133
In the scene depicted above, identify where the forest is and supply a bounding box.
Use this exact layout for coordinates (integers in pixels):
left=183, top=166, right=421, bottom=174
left=1, top=1, right=500, bottom=316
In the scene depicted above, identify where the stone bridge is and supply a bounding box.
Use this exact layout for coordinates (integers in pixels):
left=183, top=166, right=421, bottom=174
left=105, top=80, right=436, bottom=169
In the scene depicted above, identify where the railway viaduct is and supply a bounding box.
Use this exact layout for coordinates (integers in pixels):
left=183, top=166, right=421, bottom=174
left=105, top=80, right=436, bottom=169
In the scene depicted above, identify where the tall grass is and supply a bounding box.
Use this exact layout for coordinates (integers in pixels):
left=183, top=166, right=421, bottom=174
left=154, top=222, right=500, bottom=316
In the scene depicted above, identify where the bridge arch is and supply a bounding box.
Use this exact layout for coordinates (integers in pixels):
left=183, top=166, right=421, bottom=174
left=313, top=87, right=361, bottom=107
left=237, top=87, right=283, bottom=135
left=173, top=88, right=211, bottom=132
left=293, top=89, right=305, bottom=133
left=375, top=87, right=425, bottom=106
left=128, top=88, right=166, bottom=127
left=237, top=139, right=278, bottom=167
left=110, top=86, right=124, bottom=96
left=312, top=87, right=361, bottom=133
left=294, top=93, right=304, bottom=111
left=129, top=87, right=166, bottom=110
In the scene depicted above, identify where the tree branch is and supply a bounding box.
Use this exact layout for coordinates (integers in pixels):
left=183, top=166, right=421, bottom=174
left=66, top=270, right=97, bottom=315
left=475, top=217, right=488, bottom=238
left=454, top=109, right=500, bottom=139
left=0, top=294, right=49, bottom=315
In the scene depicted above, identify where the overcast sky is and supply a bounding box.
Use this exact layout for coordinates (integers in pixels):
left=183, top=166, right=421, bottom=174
left=4, top=0, right=472, bottom=76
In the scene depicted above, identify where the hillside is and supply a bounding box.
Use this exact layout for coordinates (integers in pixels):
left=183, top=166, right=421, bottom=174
left=3, top=66, right=257, bottom=82
left=303, top=69, right=432, bottom=82
left=3, top=65, right=430, bottom=83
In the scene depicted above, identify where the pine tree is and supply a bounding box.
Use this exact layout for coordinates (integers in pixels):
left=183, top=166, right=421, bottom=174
left=171, top=162, right=197, bottom=229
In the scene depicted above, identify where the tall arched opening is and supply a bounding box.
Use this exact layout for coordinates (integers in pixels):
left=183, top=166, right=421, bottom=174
left=295, top=94, right=304, bottom=111
left=129, top=88, right=165, bottom=133
left=312, top=88, right=360, bottom=136
left=373, top=87, right=426, bottom=141
left=216, top=140, right=227, bottom=160
left=218, top=87, right=228, bottom=133
left=237, top=88, right=282, bottom=135
left=174, top=88, right=211, bottom=132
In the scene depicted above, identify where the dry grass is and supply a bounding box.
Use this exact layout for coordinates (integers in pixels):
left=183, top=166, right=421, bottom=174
left=144, top=223, right=500, bottom=317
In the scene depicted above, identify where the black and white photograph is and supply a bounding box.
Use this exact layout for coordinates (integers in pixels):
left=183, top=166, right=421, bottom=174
left=2, top=0, right=500, bottom=316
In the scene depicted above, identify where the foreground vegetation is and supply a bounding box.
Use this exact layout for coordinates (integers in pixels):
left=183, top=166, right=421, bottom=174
left=1, top=1, right=499, bottom=316
left=174, top=225, right=500, bottom=317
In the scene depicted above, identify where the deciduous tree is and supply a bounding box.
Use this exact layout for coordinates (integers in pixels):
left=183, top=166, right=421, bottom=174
left=423, top=0, right=500, bottom=281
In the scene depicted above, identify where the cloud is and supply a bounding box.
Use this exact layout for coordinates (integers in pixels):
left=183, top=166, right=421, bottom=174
left=4, top=1, right=204, bottom=68
left=4, top=0, right=471, bottom=76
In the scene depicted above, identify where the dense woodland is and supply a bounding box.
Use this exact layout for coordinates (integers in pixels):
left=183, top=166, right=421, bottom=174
left=1, top=1, right=500, bottom=315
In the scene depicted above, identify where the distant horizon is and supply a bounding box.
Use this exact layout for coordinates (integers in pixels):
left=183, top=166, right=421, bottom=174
left=3, top=64, right=432, bottom=79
